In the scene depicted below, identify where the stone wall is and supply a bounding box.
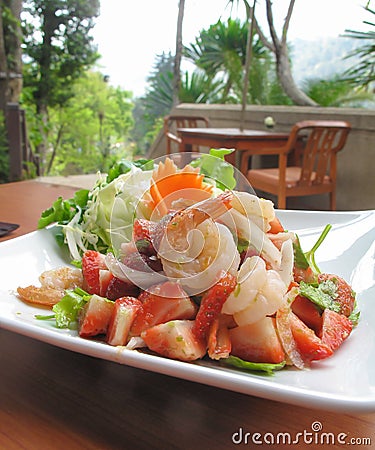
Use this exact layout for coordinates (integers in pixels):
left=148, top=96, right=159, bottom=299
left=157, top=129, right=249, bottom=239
left=148, top=104, right=375, bottom=211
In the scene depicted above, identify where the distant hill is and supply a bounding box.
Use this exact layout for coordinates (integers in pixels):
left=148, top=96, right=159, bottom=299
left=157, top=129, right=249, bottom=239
left=290, top=37, right=361, bottom=86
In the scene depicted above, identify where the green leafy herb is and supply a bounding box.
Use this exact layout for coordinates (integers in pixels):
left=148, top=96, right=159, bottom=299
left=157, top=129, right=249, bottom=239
left=106, top=158, right=154, bottom=183
left=348, top=309, right=361, bottom=326
left=305, top=224, right=332, bottom=274
left=237, top=237, right=249, bottom=254
left=299, top=280, right=341, bottom=313
left=52, top=287, right=91, bottom=329
left=293, top=235, right=310, bottom=270
left=191, top=148, right=236, bottom=190
left=293, top=224, right=332, bottom=274
left=223, top=356, right=286, bottom=375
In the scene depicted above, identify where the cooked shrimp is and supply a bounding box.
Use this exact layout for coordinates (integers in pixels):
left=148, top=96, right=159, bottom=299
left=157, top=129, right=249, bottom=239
left=220, top=208, right=282, bottom=269
left=222, top=256, right=287, bottom=326
left=17, top=267, right=83, bottom=307
left=157, top=192, right=240, bottom=294
left=230, top=191, right=275, bottom=232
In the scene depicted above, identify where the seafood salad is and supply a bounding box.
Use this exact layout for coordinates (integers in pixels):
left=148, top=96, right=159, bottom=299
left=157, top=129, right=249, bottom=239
left=17, top=154, right=359, bottom=374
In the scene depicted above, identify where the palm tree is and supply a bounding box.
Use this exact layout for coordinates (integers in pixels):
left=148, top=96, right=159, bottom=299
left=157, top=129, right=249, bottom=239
left=184, top=18, right=270, bottom=103
left=303, top=75, right=374, bottom=107
left=343, top=5, right=375, bottom=89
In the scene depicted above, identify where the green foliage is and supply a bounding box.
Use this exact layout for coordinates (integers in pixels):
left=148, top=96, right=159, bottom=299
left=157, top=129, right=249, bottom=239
left=303, top=75, right=374, bottom=107
left=184, top=18, right=287, bottom=105
left=22, top=71, right=134, bottom=175
left=179, top=70, right=223, bottom=103
left=343, top=6, right=375, bottom=89
left=22, top=0, right=100, bottom=110
left=0, top=112, right=9, bottom=183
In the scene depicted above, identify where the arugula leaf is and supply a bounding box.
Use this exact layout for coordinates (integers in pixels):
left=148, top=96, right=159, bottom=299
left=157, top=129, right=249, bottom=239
left=293, top=224, right=332, bottom=274
left=37, top=189, right=89, bottom=229
left=38, top=197, right=74, bottom=229
left=223, top=356, right=286, bottom=375
left=191, top=148, right=236, bottom=190
left=106, top=158, right=153, bottom=183
left=299, top=280, right=341, bottom=313
left=237, top=237, right=249, bottom=254
left=304, top=224, right=332, bottom=274
left=293, top=235, right=310, bottom=270
left=52, top=287, right=91, bottom=329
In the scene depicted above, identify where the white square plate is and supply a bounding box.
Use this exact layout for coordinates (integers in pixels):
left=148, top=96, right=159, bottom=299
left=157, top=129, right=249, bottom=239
left=1, top=209, right=374, bottom=413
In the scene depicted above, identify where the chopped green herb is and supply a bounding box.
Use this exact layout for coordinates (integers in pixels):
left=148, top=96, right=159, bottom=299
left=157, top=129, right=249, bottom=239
left=299, top=280, right=341, bottom=313
left=237, top=237, right=249, bottom=254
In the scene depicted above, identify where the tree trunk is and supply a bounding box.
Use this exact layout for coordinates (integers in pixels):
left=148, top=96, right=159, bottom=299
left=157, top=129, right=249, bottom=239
left=0, top=3, right=9, bottom=113
left=252, top=0, right=317, bottom=106
left=276, top=45, right=317, bottom=106
left=172, top=0, right=185, bottom=107
left=7, top=0, right=23, bottom=104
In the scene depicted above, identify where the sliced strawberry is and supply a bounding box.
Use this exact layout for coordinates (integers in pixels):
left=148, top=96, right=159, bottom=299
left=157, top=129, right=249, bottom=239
left=130, top=282, right=197, bottom=336
left=99, top=269, right=114, bottom=296
left=122, top=252, right=163, bottom=273
left=141, top=320, right=206, bottom=362
left=293, top=265, right=316, bottom=284
left=193, top=271, right=237, bottom=341
left=79, top=294, right=114, bottom=338
left=207, top=317, right=231, bottom=360
left=106, top=276, right=140, bottom=300
left=82, top=250, right=108, bottom=296
left=291, top=295, right=322, bottom=334
left=229, top=317, right=285, bottom=364
left=133, top=218, right=156, bottom=242
left=133, top=219, right=158, bottom=256
left=319, top=308, right=353, bottom=351
left=107, top=297, right=143, bottom=346
left=290, top=311, right=333, bottom=362
left=318, top=273, right=356, bottom=317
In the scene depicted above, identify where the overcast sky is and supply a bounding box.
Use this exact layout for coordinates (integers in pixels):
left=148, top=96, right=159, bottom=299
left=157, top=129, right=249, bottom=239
left=92, top=0, right=367, bottom=96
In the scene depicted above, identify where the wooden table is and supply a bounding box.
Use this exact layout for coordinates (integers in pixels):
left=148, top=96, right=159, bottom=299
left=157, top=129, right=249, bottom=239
left=1, top=180, right=375, bottom=449
left=178, top=127, right=290, bottom=172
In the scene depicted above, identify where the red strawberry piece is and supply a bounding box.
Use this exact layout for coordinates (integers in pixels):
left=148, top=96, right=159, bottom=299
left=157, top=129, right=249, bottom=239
left=207, top=317, right=231, bottom=360
left=106, top=276, right=140, bottom=300
left=122, top=252, right=162, bottom=273
left=317, top=273, right=356, bottom=317
left=319, top=308, right=353, bottom=351
left=130, top=281, right=197, bottom=336
left=133, top=218, right=156, bottom=242
left=291, top=295, right=322, bottom=334
left=141, top=320, right=206, bottom=362
left=82, top=250, right=108, bottom=295
left=193, top=271, right=237, bottom=341
left=229, top=317, right=285, bottom=364
left=133, top=219, right=157, bottom=256
left=290, top=311, right=333, bottom=362
left=107, top=297, right=143, bottom=346
left=79, top=294, right=115, bottom=338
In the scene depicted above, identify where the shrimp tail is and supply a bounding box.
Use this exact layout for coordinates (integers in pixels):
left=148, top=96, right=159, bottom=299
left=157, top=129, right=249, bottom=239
left=189, top=191, right=233, bottom=221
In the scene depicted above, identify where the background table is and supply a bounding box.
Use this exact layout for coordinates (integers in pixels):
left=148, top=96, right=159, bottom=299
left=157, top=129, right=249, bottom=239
left=1, top=180, right=375, bottom=449
left=177, top=127, right=290, bottom=170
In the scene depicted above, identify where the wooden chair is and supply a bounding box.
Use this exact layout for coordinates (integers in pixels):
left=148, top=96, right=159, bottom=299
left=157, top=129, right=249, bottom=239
left=246, top=120, right=351, bottom=210
left=163, top=115, right=210, bottom=154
